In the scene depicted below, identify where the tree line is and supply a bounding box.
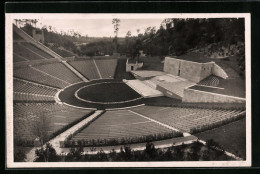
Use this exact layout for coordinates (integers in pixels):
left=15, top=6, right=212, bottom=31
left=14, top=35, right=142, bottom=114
left=15, top=139, right=237, bottom=162
left=17, top=18, right=245, bottom=72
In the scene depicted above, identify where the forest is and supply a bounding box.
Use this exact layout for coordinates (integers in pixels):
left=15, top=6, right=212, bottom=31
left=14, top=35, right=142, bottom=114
left=16, top=18, right=245, bottom=71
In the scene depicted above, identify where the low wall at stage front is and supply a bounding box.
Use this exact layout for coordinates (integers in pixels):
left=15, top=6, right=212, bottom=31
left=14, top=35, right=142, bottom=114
left=182, top=88, right=246, bottom=103
left=156, top=85, right=182, bottom=100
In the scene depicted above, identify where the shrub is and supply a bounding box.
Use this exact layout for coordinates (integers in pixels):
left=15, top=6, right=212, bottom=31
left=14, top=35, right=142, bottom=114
left=34, top=143, right=60, bottom=162
left=14, top=149, right=26, bottom=162
left=64, top=131, right=183, bottom=147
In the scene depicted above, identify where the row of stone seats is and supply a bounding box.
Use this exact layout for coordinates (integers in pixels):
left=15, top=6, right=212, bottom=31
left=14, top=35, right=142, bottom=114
left=69, top=60, right=101, bottom=80
left=94, top=59, right=117, bottom=78
left=14, top=78, right=58, bottom=96
left=13, top=92, right=55, bottom=102
left=72, top=110, right=173, bottom=141
left=14, top=102, right=94, bottom=146
left=14, top=66, right=70, bottom=88
left=131, top=106, right=244, bottom=133
left=33, top=62, right=82, bottom=84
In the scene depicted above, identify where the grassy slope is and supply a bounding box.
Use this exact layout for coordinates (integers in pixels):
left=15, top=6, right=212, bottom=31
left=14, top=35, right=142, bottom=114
left=139, top=56, right=164, bottom=71
left=195, top=118, right=246, bottom=159
left=176, top=52, right=246, bottom=98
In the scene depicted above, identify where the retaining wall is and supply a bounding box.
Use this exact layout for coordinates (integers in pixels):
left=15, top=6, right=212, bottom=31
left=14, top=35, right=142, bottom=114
left=164, top=57, right=214, bottom=83
left=164, top=57, right=180, bottom=76
left=182, top=88, right=246, bottom=103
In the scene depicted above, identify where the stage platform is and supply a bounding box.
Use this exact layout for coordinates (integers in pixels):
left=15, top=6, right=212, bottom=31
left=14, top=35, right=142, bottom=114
left=130, top=70, right=195, bottom=99
left=124, top=79, right=163, bottom=98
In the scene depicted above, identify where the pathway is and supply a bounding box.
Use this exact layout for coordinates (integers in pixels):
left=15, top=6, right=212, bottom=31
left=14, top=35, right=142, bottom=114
left=93, top=59, right=102, bottom=79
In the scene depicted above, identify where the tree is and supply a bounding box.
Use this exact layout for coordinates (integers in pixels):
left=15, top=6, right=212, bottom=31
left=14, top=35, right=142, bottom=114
left=34, top=143, right=59, bottom=162
left=65, top=147, right=84, bottom=162
left=125, top=31, right=132, bottom=54
left=14, top=149, right=26, bottom=162
left=144, top=142, right=157, bottom=160
left=134, top=38, right=142, bottom=61
left=32, top=112, right=50, bottom=147
left=136, top=29, right=140, bottom=36
left=112, top=18, right=121, bottom=53
left=119, top=145, right=133, bottom=161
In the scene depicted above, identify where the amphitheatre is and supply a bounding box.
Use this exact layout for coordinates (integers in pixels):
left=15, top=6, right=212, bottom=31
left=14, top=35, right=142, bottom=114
left=11, top=23, right=246, bottom=162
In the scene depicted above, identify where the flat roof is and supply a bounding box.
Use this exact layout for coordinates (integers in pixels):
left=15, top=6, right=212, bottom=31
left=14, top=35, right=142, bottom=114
left=131, top=70, right=166, bottom=78
left=167, top=52, right=213, bottom=63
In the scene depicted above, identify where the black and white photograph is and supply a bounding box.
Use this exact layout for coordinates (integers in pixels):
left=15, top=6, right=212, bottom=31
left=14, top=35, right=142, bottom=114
left=5, top=13, right=251, bottom=168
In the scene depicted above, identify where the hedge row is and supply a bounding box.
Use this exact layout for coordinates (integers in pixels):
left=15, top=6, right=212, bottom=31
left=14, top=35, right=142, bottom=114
left=14, top=138, right=34, bottom=147
left=63, top=131, right=183, bottom=147
left=190, top=111, right=246, bottom=134
left=14, top=110, right=96, bottom=147
left=145, top=102, right=246, bottom=111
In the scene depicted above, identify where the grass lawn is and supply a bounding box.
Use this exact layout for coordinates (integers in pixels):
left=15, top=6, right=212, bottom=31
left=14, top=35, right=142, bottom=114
left=77, top=82, right=141, bottom=102
left=143, top=96, right=181, bottom=106
left=190, top=78, right=245, bottom=98
left=195, top=118, right=246, bottom=159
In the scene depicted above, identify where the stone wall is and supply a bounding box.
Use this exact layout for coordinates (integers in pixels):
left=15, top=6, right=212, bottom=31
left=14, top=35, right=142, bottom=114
left=164, top=57, right=180, bottom=76
left=126, top=59, right=143, bottom=72
left=199, top=62, right=215, bottom=81
left=212, top=63, right=229, bottom=79
left=32, top=29, right=45, bottom=43
left=164, top=57, right=228, bottom=83
left=182, top=88, right=245, bottom=103
left=179, top=61, right=202, bottom=82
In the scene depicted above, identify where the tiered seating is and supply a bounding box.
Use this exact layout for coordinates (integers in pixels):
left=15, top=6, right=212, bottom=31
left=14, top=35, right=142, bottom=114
left=33, top=63, right=82, bottom=84
left=94, top=59, right=117, bottom=78
left=13, top=31, right=24, bottom=41
left=14, top=67, right=70, bottom=88
left=14, top=103, right=93, bottom=144
left=49, top=46, right=75, bottom=57
left=14, top=103, right=65, bottom=116
left=21, top=43, right=53, bottom=59
left=131, top=106, right=244, bottom=133
left=69, top=60, right=100, bottom=80
left=14, top=78, right=58, bottom=96
left=197, top=75, right=220, bottom=87
left=14, top=92, right=55, bottom=102
left=13, top=43, right=44, bottom=60
left=13, top=53, right=28, bottom=62
left=72, top=110, right=172, bottom=141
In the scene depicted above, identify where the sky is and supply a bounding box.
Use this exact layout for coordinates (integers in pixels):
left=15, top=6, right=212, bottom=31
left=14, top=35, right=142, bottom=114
left=38, top=18, right=165, bottom=37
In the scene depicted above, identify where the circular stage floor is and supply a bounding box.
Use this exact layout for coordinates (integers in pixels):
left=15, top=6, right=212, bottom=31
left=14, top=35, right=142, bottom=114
left=58, top=79, right=143, bottom=110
